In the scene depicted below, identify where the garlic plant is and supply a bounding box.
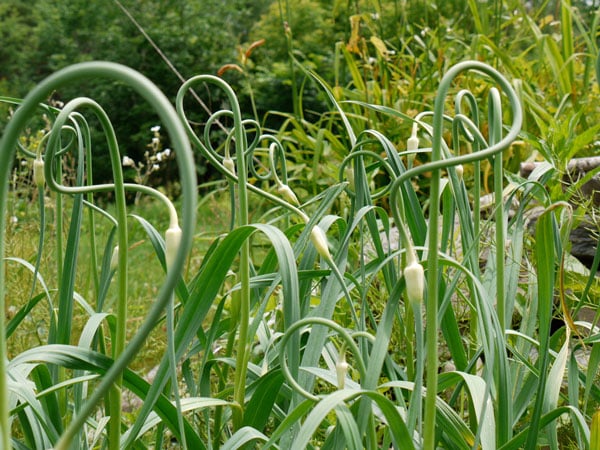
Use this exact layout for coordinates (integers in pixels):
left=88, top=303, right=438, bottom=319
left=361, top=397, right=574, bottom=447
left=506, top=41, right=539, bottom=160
left=3, top=51, right=591, bottom=450
left=0, top=61, right=197, bottom=450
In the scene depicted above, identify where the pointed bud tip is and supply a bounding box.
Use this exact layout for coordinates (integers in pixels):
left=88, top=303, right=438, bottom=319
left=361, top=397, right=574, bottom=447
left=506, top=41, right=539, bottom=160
left=310, top=226, right=331, bottom=260
left=336, top=360, right=349, bottom=389
left=277, top=184, right=300, bottom=206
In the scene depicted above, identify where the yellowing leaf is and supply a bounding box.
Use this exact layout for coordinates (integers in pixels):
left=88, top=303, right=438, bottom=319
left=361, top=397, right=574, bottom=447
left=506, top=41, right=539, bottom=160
left=370, top=36, right=389, bottom=60
left=346, top=15, right=362, bottom=54
left=592, top=410, right=600, bottom=450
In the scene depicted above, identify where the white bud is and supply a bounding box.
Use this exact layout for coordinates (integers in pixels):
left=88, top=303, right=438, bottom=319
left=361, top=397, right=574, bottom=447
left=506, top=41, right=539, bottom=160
left=165, top=225, right=182, bottom=270
left=33, top=158, right=45, bottom=187
left=277, top=184, right=300, bottom=206
left=404, top=260, right=424, bottom=305
left=110, top=246, right=119, bottom=272
left=223, top=157, right=236, bottom=175
left=407, top=122, right=420, bottom=153
left=455, top=164, right=464, bottom=180
left=310, top=226, right=332, bottom=260
left=336, top=356, right=348, bottom=389
left=407, top=135, right=419, bottom=152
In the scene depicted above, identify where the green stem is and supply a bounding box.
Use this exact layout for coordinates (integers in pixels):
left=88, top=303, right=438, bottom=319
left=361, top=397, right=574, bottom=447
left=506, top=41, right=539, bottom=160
left=44, top=97, right=128, bottom=446
left=167, top=293, right=187, bottom=449
left=187, top=76, right=251, bottom=427
left=489, top=87, right=514, bottom=446
left=386, top=61, right=522, bottom=449
left=489, top=88, right=506, bottom=331
left=177, top=75, right=315, bottom=428
left=0, top=61, right=196, bottom=450
left=422, top=152, right=441, bottom=450
left=232, top=115, right=250, bottom=431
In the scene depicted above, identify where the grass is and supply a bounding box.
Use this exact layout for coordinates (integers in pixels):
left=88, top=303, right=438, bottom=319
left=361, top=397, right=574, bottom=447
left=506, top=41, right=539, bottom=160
left=5, top=190, right=231, bottom=361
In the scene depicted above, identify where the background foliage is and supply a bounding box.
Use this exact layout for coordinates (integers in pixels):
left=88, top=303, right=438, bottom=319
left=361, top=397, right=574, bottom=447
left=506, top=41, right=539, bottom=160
left=3, top=0, right=599, bottom=186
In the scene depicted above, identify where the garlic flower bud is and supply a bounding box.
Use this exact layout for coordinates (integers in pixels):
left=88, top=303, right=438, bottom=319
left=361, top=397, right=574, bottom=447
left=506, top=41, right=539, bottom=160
left=404, top=260, right=424, bottom=305
left=33, top=158, right=45, bottom=187
left=310, top=225, right=332, bottom=260
left=165, top=225, right=182, bottom=271
left=299, top=213, right=332, bottom=260
left=407, top=124, right=419, bottom=152
left=407, top=135, right=419, bottom=152
left=223, top=156, right=236, bottom=176
left=336, top=353, right=349, bottom=389
left=277, top=183, right=300, bottom=206
left=455, top=164, right=464, bottom=180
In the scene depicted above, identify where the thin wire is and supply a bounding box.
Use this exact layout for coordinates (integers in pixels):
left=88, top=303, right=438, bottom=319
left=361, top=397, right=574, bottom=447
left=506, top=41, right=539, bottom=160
left=113, top=0, right=228, bottom=133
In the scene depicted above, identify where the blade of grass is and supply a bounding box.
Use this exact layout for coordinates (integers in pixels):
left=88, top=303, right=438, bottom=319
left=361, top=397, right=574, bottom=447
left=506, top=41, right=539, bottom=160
left=524, top=206, right=559, bottom=449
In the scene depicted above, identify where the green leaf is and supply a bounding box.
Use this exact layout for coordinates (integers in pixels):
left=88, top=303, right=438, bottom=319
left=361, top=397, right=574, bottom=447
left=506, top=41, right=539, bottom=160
left=220, top=427, right=268, bottom=450
left=9, top=344, right=204, bottom=448
left=289, top=389, right=415, bottom=450
left=438, top=371, right=496, bottom=450
left=242, top=369, right=285, bottom=430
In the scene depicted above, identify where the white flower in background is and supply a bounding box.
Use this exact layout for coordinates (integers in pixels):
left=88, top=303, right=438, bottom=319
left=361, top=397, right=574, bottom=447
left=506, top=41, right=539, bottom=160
left=122, top=156, right=135, bottom=167
left=162, top=148, right=171, bottom=157
left=150, top=125, right=161, bottom=133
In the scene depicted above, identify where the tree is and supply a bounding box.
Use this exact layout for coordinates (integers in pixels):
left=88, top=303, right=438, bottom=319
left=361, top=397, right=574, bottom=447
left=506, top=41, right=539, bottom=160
left=1, top=0, right=272, bottom=183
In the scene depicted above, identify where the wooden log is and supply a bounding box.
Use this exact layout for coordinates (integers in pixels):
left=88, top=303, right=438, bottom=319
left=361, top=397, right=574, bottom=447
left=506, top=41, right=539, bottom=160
left=520, top=158, right=600, bottom=269
left=520, top=157, right=600, bottom=207
left=520, top=157, right=600, bottom=178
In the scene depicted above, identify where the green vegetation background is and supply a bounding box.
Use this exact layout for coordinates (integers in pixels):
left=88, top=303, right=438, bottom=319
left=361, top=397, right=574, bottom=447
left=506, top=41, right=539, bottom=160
left=3, top=0, right=593, bottom=185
